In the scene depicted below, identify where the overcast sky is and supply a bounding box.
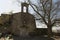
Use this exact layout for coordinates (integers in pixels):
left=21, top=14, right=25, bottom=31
left=0, top=0, right=57, bottom=14
left=0, top=0, right=59, bottom=28
left=0, top=0, right=20, bottom=13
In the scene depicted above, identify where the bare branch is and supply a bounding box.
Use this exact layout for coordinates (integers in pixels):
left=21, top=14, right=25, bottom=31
left=28, top=0, right=48, bottom=25
left=44, top=0, right=50, bottom=6
left=50, top=13, right=57, bottom=20
left=51, top=20, right=56, bottom=27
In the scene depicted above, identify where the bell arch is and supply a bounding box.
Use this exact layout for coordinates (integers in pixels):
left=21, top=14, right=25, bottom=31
left=21, top=2, right=29, bottom=13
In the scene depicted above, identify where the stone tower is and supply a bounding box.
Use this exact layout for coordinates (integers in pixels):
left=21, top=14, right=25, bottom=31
left=21, top=2, right=29, bottom=13
left=10, top=2, right=36, bottom=36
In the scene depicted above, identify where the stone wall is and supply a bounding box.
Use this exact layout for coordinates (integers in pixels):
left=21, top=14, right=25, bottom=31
left=0, top=12, right=36, bottom=36
left=10, top=12, right=36, bottom=36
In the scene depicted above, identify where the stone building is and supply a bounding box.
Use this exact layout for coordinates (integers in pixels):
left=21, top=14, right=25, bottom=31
left=0, top=2, right=36, bottom=36
left=9, top=2, right=36, bottom=36
left=0, top=14, right=11, bottom=33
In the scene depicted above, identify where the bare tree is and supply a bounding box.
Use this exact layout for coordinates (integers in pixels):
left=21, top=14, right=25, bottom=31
left=28, top=0, right=60, bottom=37
left=15, top=0, right=60, bottom=38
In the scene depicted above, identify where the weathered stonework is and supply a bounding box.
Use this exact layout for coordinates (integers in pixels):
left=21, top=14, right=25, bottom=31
left=10, top=12, right=36, bottom=36
left=0, top=2, right=36, bottom=36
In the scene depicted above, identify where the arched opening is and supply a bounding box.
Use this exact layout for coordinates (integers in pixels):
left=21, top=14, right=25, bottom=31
left=23, top=6, right=26, bottom=13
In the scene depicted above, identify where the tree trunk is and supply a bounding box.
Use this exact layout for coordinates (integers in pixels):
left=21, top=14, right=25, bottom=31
left=47, top=25, right=52, bottom=38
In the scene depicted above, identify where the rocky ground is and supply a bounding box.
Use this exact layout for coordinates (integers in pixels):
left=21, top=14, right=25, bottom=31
left=0, top=35, right=60, bottom=40
left=0, top=36, right=54, bottom=40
